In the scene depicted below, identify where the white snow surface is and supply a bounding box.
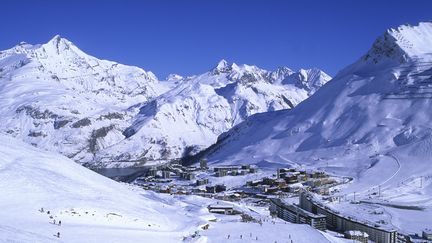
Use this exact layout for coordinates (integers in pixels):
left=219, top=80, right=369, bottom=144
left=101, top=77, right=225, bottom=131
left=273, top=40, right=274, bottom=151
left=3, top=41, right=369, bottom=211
left=206, top=22, right=432, bottom=234
left=0, top=134, right=343, bottom=242
left=0, top=35, right=166, bottom=166
left=99, top=60, right=330, bottom=164
left=0, top=37, right=331, bottom=167
left=0, top=134, right=203, bottom=242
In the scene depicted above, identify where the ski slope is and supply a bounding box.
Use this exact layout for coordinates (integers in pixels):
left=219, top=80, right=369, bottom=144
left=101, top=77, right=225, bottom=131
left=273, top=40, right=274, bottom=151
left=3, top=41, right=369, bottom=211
left=0, top=134, right=345, bottom=242
left=0, top=134, right=202, bottom=242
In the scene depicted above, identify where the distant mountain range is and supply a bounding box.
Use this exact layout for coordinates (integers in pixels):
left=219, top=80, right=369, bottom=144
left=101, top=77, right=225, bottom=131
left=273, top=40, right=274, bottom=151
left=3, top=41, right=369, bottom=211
left=0, top=36, right=330, bottom=167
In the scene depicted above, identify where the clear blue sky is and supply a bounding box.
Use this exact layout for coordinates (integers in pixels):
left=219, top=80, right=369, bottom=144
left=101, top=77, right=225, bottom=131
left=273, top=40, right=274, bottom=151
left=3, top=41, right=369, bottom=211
left=1, top=0, right=431, bottom=79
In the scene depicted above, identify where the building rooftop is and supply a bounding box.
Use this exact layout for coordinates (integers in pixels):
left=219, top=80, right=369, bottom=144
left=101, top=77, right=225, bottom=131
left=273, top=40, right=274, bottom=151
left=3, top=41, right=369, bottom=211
left=302, top=192, right=397, bottom=232
left=345, top=230, right=369, bottom=237
left=208, top=203, right=234, bottom=209
left=271, top=198, right=326, bottom=219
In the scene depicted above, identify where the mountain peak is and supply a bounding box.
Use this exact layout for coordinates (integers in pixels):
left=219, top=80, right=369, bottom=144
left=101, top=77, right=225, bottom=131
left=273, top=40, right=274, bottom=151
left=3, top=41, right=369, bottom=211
left=216, top=59, right=229, bottom=69
left=47, top=34, right=71, bottom=45
left=387, top=22, right=432, bottom=56
left=166, top=73, right=184, bottom=81
left=43, top=35, right=76, bottom=55
left=212, top=59, right=233, bottom=74
left=364, top=22, right=432, bottom=65
left=50, top=34, right=62, bottom=41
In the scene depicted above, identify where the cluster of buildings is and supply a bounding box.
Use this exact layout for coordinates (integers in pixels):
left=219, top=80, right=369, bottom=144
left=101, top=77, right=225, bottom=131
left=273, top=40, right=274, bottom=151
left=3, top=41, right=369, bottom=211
left=299, top=192, right=398, bottom=243
left=407, top=229, right=432, bottom=243
left=269, top=198, right=327, bottom=231
left=265, top=169, right=431, bottom=243
left=245, top=168, right=337, bottom=197
left=139, top=160, right=206, bottom=182
left=135, top=160, right=429, bottom=243
left=213, top=165, right=257, bottom=177
left=136, top=161, right=258, bottom=197
left=269, top=192, right=399, bottom=243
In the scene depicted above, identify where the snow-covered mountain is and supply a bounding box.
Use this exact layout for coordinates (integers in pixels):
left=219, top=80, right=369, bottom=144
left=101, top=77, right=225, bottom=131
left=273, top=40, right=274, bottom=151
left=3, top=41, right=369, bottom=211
left=0, top=37, right=330, bottom=167
left=0, top=35, right=169, bottom=165
left=208, top=21, right=432, bottom=162
left=204, top=22, right=432, bottom=234
left=93, top=60, right=331, bottom=165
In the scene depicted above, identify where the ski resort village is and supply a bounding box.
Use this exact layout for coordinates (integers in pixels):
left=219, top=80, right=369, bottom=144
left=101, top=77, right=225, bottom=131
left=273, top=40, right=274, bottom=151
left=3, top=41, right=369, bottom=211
left=1, top=1, right=432, bottom=242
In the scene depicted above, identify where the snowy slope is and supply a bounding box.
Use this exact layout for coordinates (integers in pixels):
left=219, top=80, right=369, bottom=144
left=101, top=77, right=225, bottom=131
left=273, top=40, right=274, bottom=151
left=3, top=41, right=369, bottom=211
left=94, top=60, right=331, bottom=165
left=0, top=134, right=207, bottom=242
left=205, top=22, right=432, bottom=234
left=0, top=134, right=344, bottom=243
left=0, top=37, right=330, bottom=167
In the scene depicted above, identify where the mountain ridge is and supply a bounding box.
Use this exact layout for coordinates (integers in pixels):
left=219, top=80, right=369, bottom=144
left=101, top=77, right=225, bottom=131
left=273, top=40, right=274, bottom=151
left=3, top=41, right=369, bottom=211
left=0, top=36, right=331, bottom=167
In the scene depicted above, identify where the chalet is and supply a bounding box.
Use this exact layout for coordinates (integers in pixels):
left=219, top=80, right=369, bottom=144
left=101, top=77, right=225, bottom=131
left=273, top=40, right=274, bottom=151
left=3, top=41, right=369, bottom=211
left=264, top=186, right=279, bottom=194
left=184, top=166, right=200, bottom=172
left=241, top=164, right=251, bottom=170
left=285, top=173, right=299, bottom=184
left=213, top=166, right=239, bottom=172
left=191, top=188, right=206, bottom=193
left=262, top=177, right=276, bottom=186
left=215, top=184, right=227, bottom=192
left=344, top=231, right=369, bottom=243
left=159, top=186, right=171, bottom=193
left=305, top=179, right=322, bottom=187
left=298, top=174, right=308, bottom=181
left=208, top=203, right=237, bottom=215
left=229, top=170, right=239, bottom=176
left=275, top=178, right=287, bottom=188
left=146, top=168, right=157, bottom=177
left=239, top=170, right=248, bottom=175
left=277, top=168, right=296, bottom=179
left=287, top=185, right=302, bottom=193
left=310, top=171, right=327, bottom=179
left=199, top=159, right=208, bottom=170
left=161, top=171, right=171, bottom=179
left=180, top=172, right=195, bottom=180
left=423, top=229, right=432, bottom=240
left=312, top=187, right=330, bottom=195
left=246, top=179, right=262, bottom=186
left=215, top=170, right=228, bottom=177
left=196, top=178, right=209, bottom=186
left=205, top=184, right=226, bottom=193
left=206, top=185, right=216, bottom=193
